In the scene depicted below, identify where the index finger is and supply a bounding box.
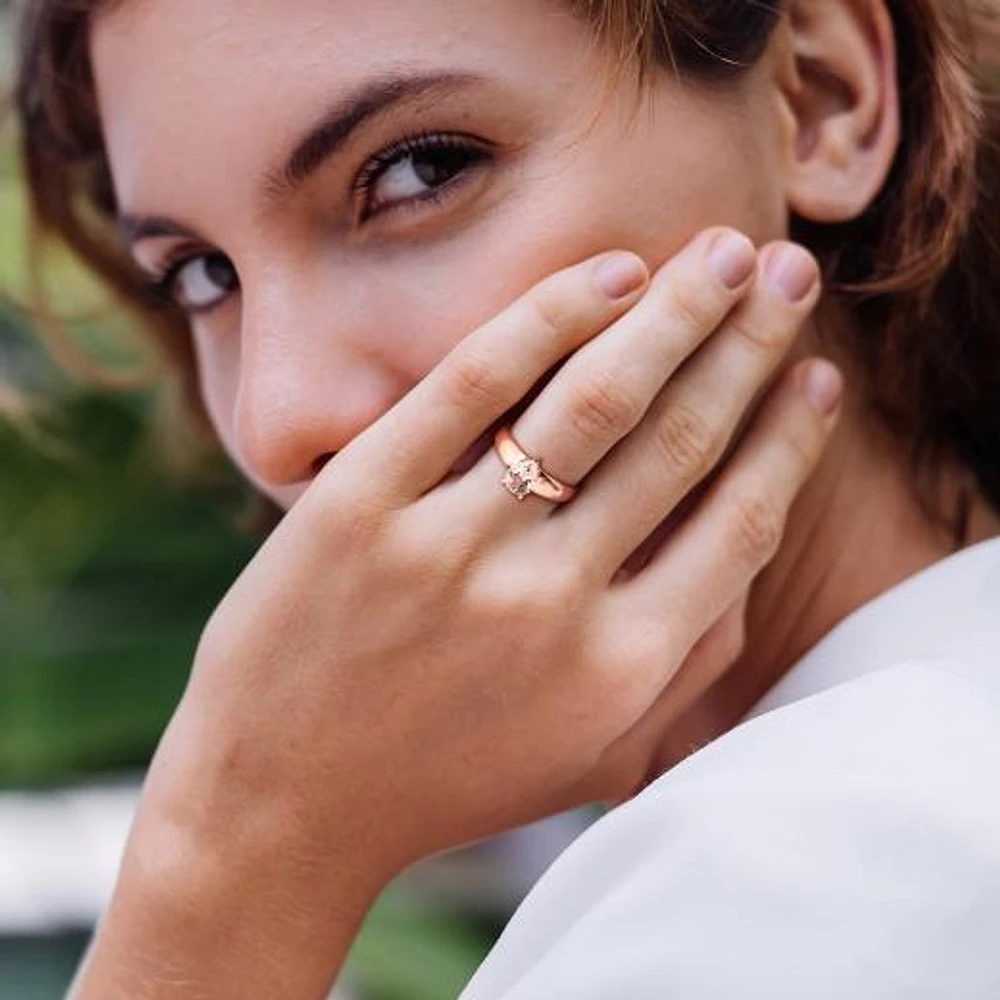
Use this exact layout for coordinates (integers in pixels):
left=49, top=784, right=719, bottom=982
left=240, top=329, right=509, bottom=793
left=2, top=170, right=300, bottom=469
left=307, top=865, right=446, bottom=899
left=332, top=249, right=651, bottom=504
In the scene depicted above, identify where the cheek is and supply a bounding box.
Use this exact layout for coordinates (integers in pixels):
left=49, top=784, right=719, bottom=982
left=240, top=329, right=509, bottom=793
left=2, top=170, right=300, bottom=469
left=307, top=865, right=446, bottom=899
left=368, top=121, right=784, bottom=366
left=544, top=110, right=787, bottom=271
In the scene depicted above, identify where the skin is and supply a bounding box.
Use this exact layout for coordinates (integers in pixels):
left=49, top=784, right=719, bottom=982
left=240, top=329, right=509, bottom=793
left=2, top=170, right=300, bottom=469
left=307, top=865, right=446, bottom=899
left=72, top=0, right=1000, bottom=996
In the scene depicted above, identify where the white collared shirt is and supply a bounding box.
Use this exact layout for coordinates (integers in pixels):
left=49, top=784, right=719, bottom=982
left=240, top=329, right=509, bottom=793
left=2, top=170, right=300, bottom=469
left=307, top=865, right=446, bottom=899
left=459, top=537, right=1000, bottom=1000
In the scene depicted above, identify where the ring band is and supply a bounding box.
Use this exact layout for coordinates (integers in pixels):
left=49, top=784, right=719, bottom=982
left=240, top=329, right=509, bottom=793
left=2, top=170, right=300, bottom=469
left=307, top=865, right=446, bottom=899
left=494, top=427, right=578, bottom=504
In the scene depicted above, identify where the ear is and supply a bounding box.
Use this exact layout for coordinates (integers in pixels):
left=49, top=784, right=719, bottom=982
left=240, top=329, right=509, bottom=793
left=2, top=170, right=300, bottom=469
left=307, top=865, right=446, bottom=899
left=774, top=0, right=901, bottom=224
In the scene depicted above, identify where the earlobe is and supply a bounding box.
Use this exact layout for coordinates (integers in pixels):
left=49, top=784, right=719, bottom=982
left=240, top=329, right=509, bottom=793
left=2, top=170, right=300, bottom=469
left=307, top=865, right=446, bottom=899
left=780, top=0, right=901, bottom=225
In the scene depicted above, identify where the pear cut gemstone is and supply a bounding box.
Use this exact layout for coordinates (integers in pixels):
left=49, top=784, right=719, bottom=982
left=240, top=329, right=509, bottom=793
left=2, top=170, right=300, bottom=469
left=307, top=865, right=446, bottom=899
left=502, top=457, right=541, bottom=500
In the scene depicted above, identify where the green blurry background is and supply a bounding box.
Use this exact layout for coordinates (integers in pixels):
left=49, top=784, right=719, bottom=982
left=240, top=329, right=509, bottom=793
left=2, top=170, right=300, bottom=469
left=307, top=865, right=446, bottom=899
left=0, top=4, right=575, bottom=996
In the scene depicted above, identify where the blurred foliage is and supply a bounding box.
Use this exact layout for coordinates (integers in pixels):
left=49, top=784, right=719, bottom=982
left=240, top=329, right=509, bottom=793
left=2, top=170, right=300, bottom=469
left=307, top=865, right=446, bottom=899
left=0, top=72, right=262, bottom=785
left=357, top=892, right=500, bottom=1000
left=0, top=304, right=259, bottom=787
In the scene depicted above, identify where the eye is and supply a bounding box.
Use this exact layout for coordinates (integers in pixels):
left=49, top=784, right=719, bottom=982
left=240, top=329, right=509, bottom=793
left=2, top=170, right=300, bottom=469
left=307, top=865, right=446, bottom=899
left=156, top=252, right=239, bottom=315
left=355, top=132, right=492, bottom=222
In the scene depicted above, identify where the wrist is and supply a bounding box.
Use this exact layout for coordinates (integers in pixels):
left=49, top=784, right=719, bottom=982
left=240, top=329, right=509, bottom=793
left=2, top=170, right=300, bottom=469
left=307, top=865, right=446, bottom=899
left=73, top=799, right=387, bottom=1000
left=71, top=732, right=396, bottom=1000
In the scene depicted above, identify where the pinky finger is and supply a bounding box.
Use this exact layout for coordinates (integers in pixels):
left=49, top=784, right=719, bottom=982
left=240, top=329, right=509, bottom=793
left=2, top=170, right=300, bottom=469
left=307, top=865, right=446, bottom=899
left=603, top=358, right=844, bottom=670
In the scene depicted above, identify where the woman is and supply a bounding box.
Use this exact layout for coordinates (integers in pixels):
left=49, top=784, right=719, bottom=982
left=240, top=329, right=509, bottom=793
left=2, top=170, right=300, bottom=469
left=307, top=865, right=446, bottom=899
left=11, top=0, right=1000, bottom=996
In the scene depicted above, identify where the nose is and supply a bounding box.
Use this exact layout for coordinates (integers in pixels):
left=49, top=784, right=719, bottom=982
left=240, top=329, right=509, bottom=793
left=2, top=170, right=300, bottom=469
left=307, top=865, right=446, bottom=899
left=232, top=281, right=407, bottom=490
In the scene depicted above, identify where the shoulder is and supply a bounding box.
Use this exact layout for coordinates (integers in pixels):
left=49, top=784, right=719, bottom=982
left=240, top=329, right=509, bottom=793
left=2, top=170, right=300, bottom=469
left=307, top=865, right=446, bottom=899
left=460, top=660, right=1000, bottom=1000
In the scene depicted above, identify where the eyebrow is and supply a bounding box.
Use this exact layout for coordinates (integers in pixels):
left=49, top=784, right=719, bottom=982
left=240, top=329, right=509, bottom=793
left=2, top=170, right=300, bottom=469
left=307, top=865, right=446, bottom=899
left=118, top=214, right=198, bottom=246
left=118, top=69, right=486, bottom=247
left=263, top=70, right=486, bottom=202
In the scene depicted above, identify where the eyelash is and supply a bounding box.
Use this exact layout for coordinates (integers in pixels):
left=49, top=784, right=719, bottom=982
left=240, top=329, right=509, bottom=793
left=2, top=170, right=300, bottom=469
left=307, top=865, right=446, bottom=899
left=146, top=252, right=227, bottom=317
left=352, top=130, right=493, bottom=222
left=144, top=130, right=493, bottom=314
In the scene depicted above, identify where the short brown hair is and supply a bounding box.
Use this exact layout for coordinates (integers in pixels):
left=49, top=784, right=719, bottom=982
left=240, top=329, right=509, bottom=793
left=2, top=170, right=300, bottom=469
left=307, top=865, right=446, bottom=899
left=10, top=0, right=1000, bottom=534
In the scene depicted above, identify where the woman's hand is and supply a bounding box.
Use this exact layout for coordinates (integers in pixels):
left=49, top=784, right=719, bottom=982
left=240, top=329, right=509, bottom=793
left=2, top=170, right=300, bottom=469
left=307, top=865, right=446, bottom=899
left=73, top=228, right=838, bottom=1000
left=157, top=225, right=834, bottom=861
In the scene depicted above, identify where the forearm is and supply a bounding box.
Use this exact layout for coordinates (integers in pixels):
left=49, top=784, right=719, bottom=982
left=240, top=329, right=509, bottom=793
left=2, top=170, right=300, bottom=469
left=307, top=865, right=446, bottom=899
left=67, top=795, right=388, bottom=1000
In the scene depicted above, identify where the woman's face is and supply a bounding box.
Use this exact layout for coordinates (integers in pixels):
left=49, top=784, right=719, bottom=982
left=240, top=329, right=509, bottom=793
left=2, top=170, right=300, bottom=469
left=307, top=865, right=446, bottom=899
left=92, top=0, right=790, bottom=511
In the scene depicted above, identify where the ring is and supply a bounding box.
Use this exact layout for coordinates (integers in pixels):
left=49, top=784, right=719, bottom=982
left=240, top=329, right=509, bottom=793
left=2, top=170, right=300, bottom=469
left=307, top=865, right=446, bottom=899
left=494, top=427, right=578, bottom=505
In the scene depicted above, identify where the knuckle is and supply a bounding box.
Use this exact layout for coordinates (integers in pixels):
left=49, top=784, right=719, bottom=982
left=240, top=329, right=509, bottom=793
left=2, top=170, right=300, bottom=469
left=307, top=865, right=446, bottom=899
left=728, top=311, right=785, bottom=353
left=728, top=488, right=783, bottom=563
left=391, top=509, right=476, bottom=585
left=529, top=283, right=577, bottom=343
left=783, top=398, right=828, bottom=467
left=466, top=566, right=529, bottom=623
left=652, top=402, right=718, bottom=480
left=604, top=623, right=663, bottom=686
left=566, top=368, right=642, bottom=443
left=314, top=492, right=388, bottom=553
left=782, top=419, right=821, bottom=472
left=444, top=348, right=503, bottom=411
left=467, top=557, right=583, bottom=628
left=530, top=558, right=589, bottom=615
left=549, top=556, right=592, bottom=607
left=668, top=281, right=715, bottom=336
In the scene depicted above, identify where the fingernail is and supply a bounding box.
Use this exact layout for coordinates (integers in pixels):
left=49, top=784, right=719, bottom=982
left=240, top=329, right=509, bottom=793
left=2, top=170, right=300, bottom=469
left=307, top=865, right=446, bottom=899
left=593, top=252, right=648, bottom=300
left=765, top=245, right=819, bottom=303
left=708, top=231, right=757, bottom=290
left=801, top=360, right=843, bottom=416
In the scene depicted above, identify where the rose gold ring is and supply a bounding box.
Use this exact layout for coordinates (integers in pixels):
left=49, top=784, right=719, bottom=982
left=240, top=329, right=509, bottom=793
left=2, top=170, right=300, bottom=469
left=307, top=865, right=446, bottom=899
left=494, top=427, right=578, bottom=505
